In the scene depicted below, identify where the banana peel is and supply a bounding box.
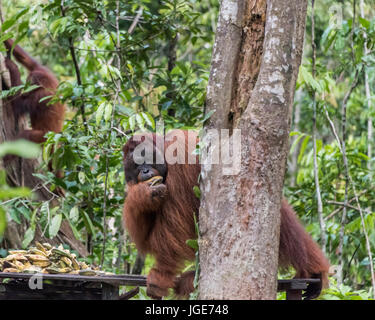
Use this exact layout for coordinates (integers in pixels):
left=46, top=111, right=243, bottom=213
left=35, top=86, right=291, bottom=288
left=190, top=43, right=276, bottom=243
left=0, top=243, right=111, bottom=276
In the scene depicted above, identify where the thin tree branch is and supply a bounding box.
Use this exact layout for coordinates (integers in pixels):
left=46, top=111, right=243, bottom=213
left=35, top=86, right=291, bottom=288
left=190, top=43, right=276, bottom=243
left=128, top=7, right=143, bottom=35
left=324, top=189, right=368, bottom=220
left=326, top=200, right=368, bottom=212
left=111, top=126, right=130, bottom=138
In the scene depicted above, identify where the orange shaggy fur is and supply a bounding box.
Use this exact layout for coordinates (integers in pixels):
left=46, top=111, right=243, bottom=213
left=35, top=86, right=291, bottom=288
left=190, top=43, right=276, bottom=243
left=123, top=130, right=329, bottom=299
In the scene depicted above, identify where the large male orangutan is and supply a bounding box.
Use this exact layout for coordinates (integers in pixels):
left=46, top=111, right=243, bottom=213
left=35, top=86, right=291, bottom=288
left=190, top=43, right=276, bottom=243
left=122, top=130, right=329, bottom=300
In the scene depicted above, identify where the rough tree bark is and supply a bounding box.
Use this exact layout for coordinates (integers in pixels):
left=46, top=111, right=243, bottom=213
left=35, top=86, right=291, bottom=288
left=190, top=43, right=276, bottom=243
left=199, top=0, right=308, bottom=299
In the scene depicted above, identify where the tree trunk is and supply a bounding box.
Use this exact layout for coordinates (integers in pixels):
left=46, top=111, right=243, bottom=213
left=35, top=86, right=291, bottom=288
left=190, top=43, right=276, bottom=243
left=199, top=0, right=308, bottom=299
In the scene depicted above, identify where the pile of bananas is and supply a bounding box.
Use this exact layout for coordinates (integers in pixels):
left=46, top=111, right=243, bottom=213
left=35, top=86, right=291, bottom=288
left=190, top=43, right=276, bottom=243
left=0, top=242, right=108, bottom=276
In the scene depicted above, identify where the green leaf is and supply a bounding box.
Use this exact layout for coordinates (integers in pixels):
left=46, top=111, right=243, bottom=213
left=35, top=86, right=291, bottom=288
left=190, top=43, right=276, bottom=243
left=122, top=90, right=132, bottom=102
left=141, top=112, right=155, bottom=129
left=68, top=220, right=81, bottom=241
left=359, top=17, right=370, bottom=29
left=0, top=33, right=12, bottom=43
left=345, top=216, right=361, bottom=233
left=118, top=104, right=135, bottom=116
left=78, top=171, right=86, bottom=184
left=49, top=214, right=63, bottom=238
left=0, top=170, right=5, bottom=185
left=43, top=143, right=53, bottom=163
left=104, top=103, right=113, bottom=122
left=96, top=103, right=105, bottom=125
left=9, top=208, right=21, bottom=224
left=69, top=206, right=79, bottom=223
left=193, top=185, right=201, bottom=199
left=61, top=210, right=81, bottom=240
left=129, top=115, right=136, bottom=131
left=2, top=15, right=19, bottom=32
left=135, top=113, right=145, bottom=130
left=320, top=25, right=337, bottom=52
left=22, top=228, right=35, bottom=249
left=300, top=66, right=321, bottom=92
left=170, top=65, right=181, bottom=75
left=0, top=207, right=6, bottom=236
left=289, top=131, right=301, bottom=137
left=0, top=186, right=31, bottom=200
left=17, top=205, right=31, bottom=221
left=49, top=17, right=69, bottom=38
left=298, top=136, right=310, bottom=163
left=316, top=139, right=323, bottom=153
left=0, top=140, right=40, bottom=158
left=186, top=239, right=198, bottom=251
left=2, top=21, right=15, bottom=32
left=290, top=133, right=306, bottom=155
left=18, top=20, right=29, bottom=33
left=23, top=84, right=40, bottom=94
left=82, top=211, right=96, bottom=237
left=122, top=119, right=129, bottom=131
left=30, top=207, right=38, bottom=231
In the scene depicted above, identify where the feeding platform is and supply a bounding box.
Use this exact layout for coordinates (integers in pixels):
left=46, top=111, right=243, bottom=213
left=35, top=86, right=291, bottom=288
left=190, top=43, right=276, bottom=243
left=0, top=272, right=320, bottom=300
left=0, top=272, right=146, bottom=300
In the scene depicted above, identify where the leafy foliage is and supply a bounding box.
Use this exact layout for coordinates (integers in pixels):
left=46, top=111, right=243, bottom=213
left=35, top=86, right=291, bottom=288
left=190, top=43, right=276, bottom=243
left=286, top=0, right=375, bottom=297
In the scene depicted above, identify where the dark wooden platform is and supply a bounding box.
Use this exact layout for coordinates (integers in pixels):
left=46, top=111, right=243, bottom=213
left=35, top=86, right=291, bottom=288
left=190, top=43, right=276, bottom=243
left=278, top=278, right=321, bottom=300
left=0, top=272, right=146, bottom=300
left=0, top=272, right=320, bottom=300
